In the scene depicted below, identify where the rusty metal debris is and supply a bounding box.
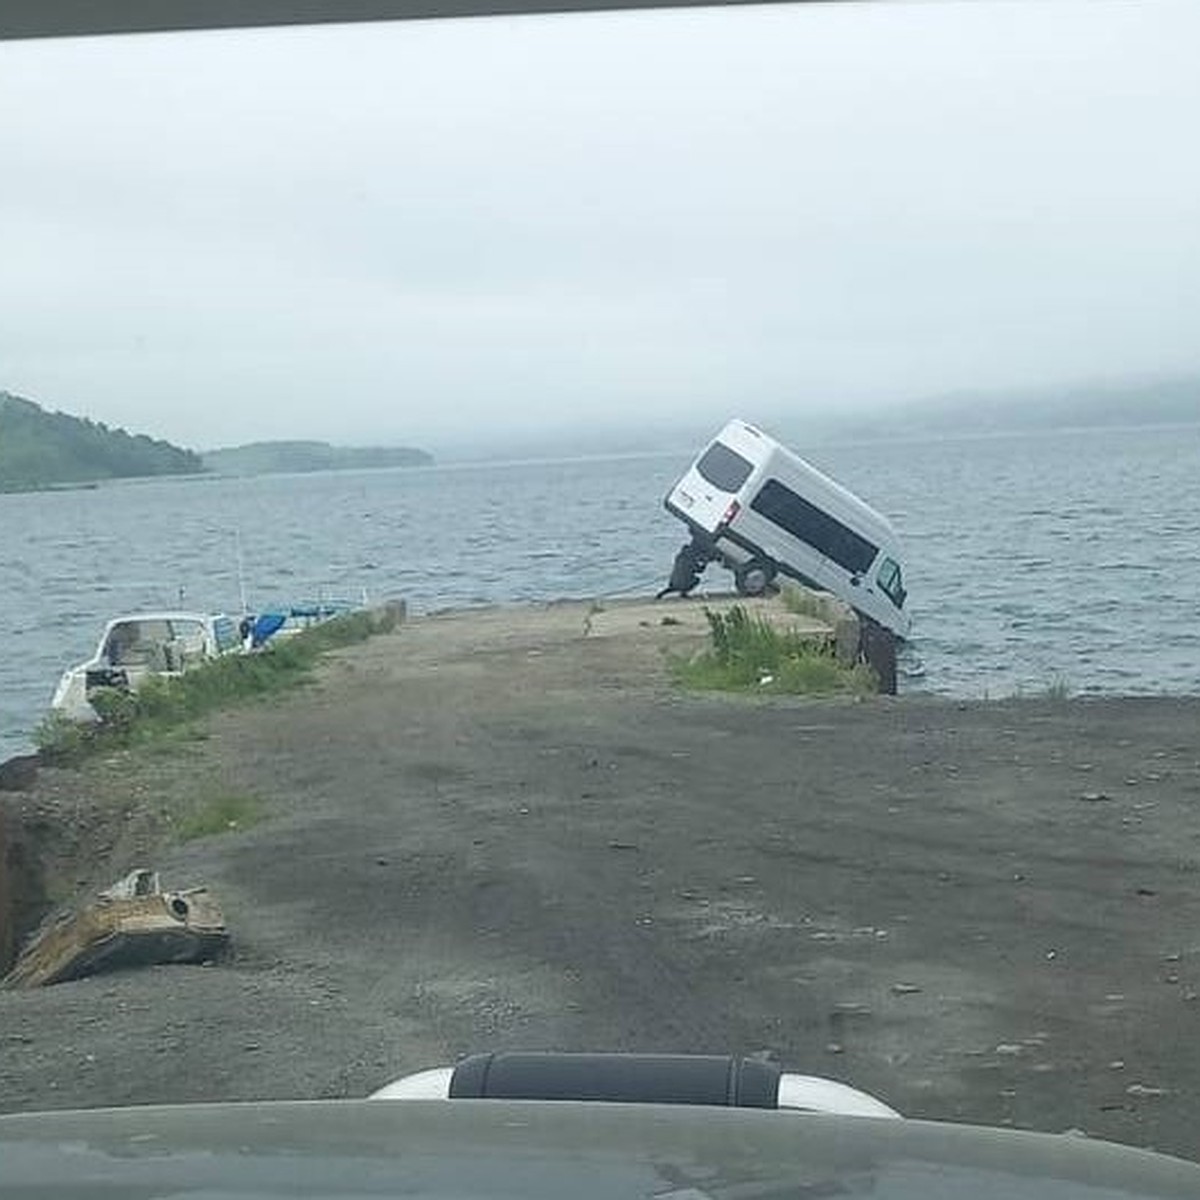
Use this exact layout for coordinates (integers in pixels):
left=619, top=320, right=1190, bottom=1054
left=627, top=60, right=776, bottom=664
left=2, top=868, right=228, bottom=989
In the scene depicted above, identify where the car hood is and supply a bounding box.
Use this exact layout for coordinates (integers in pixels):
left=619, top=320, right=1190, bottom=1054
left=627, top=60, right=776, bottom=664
left=1, top=1099, right=1199, bottom=1199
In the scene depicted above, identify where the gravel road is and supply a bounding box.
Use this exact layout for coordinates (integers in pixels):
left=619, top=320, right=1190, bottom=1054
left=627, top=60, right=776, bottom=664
left=3, top=598, right=1199, bottom=1161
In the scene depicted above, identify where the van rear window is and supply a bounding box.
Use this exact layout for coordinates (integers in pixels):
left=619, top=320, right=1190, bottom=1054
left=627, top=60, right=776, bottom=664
left=750, top=478, right=879, bottom=575
left=695, top=442, right=753, bottom=492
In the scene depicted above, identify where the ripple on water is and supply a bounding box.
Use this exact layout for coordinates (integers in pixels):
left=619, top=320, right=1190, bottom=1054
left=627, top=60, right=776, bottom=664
left=3, top=428, right=1199, bottom=757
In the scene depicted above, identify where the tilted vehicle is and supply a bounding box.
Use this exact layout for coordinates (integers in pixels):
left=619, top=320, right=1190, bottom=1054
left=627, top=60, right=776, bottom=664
left=665, top=420, right=911, bottom=638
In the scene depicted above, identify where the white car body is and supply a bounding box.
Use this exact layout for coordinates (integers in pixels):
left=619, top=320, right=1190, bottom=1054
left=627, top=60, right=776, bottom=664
left=369, top=1065, right=902, bottom=1120
left=665, top=419, right=912, bottom=639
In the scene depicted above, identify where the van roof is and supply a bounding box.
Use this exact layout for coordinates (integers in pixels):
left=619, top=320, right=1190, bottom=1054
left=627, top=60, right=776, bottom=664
left=716, top=419, right=903, bottom=552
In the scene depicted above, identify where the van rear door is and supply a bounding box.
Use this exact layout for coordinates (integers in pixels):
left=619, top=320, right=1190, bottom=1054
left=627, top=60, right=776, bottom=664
left=666, top=439, right=756, bottom=535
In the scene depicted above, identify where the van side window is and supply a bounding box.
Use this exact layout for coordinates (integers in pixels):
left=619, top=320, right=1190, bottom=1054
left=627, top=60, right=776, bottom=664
left=750, top=478, right=879, bottom=575
left=695, top=442, right=753, bottom=492
left=877, top=557, right=907, bottom=609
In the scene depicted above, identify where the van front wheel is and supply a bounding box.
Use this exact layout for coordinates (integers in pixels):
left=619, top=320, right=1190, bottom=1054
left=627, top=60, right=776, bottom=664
left=734, top=560, right=775, bottom=597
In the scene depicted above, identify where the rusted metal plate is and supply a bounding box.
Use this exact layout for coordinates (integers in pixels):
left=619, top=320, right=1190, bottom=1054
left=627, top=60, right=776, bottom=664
left=3, top=877, right=228, bottom=989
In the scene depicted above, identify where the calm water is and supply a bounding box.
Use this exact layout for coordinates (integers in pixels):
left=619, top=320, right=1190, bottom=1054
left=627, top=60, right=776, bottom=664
left=2, top=424, right=1198, bottom=762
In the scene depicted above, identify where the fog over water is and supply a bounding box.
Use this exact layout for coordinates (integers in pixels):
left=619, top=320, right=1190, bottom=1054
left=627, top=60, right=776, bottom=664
left=2, top=1, right=1199, bottom=453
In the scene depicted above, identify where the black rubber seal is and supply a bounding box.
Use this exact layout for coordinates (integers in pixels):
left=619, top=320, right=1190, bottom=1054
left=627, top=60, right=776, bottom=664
left=449, top=1052, right=780, bottom=1108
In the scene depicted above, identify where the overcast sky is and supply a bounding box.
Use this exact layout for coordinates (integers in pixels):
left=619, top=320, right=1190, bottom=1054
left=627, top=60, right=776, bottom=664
left=2, top=0, right=1199, bottom=453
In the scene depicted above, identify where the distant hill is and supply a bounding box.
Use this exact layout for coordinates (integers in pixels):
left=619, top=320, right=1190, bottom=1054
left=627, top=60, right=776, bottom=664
left=443, top=378, right=1200, bottom=464
left=203, top=440, right=433, bottom=476
left=833, top=377, right=1200, bottom=441
left=0, top=391, right=203, bottom=492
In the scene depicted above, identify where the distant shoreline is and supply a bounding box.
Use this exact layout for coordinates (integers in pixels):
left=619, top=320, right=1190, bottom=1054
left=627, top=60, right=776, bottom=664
left=5, top=418, right=1198, bottom=493
left=0, top=458, right=436, bottom=496
left=436, top=415, right=1200, bottom=467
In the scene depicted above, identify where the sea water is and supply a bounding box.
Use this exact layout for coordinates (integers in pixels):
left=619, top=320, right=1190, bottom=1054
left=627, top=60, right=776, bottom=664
left=2, top=423, right=1198, bottom=762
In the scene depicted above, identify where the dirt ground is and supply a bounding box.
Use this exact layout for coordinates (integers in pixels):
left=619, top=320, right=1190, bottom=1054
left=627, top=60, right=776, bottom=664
left=3, top=597, right=1200, bottom=1162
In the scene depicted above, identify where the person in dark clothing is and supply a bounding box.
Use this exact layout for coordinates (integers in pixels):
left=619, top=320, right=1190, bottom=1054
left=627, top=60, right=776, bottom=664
left=656, top=540, right=710, bottom=599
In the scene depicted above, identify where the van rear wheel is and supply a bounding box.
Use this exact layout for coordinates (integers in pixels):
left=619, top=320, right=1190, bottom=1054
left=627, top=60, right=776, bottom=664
left=734, top=560, right=775, bottom=597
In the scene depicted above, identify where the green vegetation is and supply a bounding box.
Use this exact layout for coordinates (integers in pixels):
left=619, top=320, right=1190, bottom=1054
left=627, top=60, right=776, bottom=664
left=203, top=440, right=433, bottom=476
left=175, top=792, right=264, bottom=841
left=32, top=712, right=94, bottom=763
left=35, top=608, right=400, bottom=765
left=0, top=390, right=435, bottom=491
left=674, top=605, right=876, bottom=696
left=0, top=391, right=203, bottom=492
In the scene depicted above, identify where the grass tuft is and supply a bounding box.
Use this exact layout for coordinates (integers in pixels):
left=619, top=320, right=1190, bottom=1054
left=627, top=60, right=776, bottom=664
left=175, top=792, right=264, bottom=841
left=674, top=605, right=875, bottom=696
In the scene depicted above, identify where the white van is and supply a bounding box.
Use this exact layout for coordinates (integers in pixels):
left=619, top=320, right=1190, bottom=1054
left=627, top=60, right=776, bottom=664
left=664, top=419, right=911, bottom=639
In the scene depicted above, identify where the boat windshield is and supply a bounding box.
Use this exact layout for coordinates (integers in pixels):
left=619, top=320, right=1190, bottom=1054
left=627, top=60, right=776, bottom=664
left=695, top=442, right=753, bottom=493
left=104, top=618, right=207, bottom=667
left=168, top=619, right=209, bottom=655
left=105, top=620, right=172, bottom=667
left=877, top=558, right=907, bottom=609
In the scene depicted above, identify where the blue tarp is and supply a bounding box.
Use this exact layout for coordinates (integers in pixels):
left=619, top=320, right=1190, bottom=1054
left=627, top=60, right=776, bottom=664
left=250, top=612, right=288, bottom=647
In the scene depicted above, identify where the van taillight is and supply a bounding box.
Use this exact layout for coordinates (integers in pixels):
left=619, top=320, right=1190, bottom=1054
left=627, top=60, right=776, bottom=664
left=721, top=500, right=741, bottom=526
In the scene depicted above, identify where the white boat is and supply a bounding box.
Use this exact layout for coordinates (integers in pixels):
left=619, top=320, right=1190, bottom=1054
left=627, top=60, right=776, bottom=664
left=50, top=611, right=240, bottom=722
left=240, top=597, right=362, bottom=647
